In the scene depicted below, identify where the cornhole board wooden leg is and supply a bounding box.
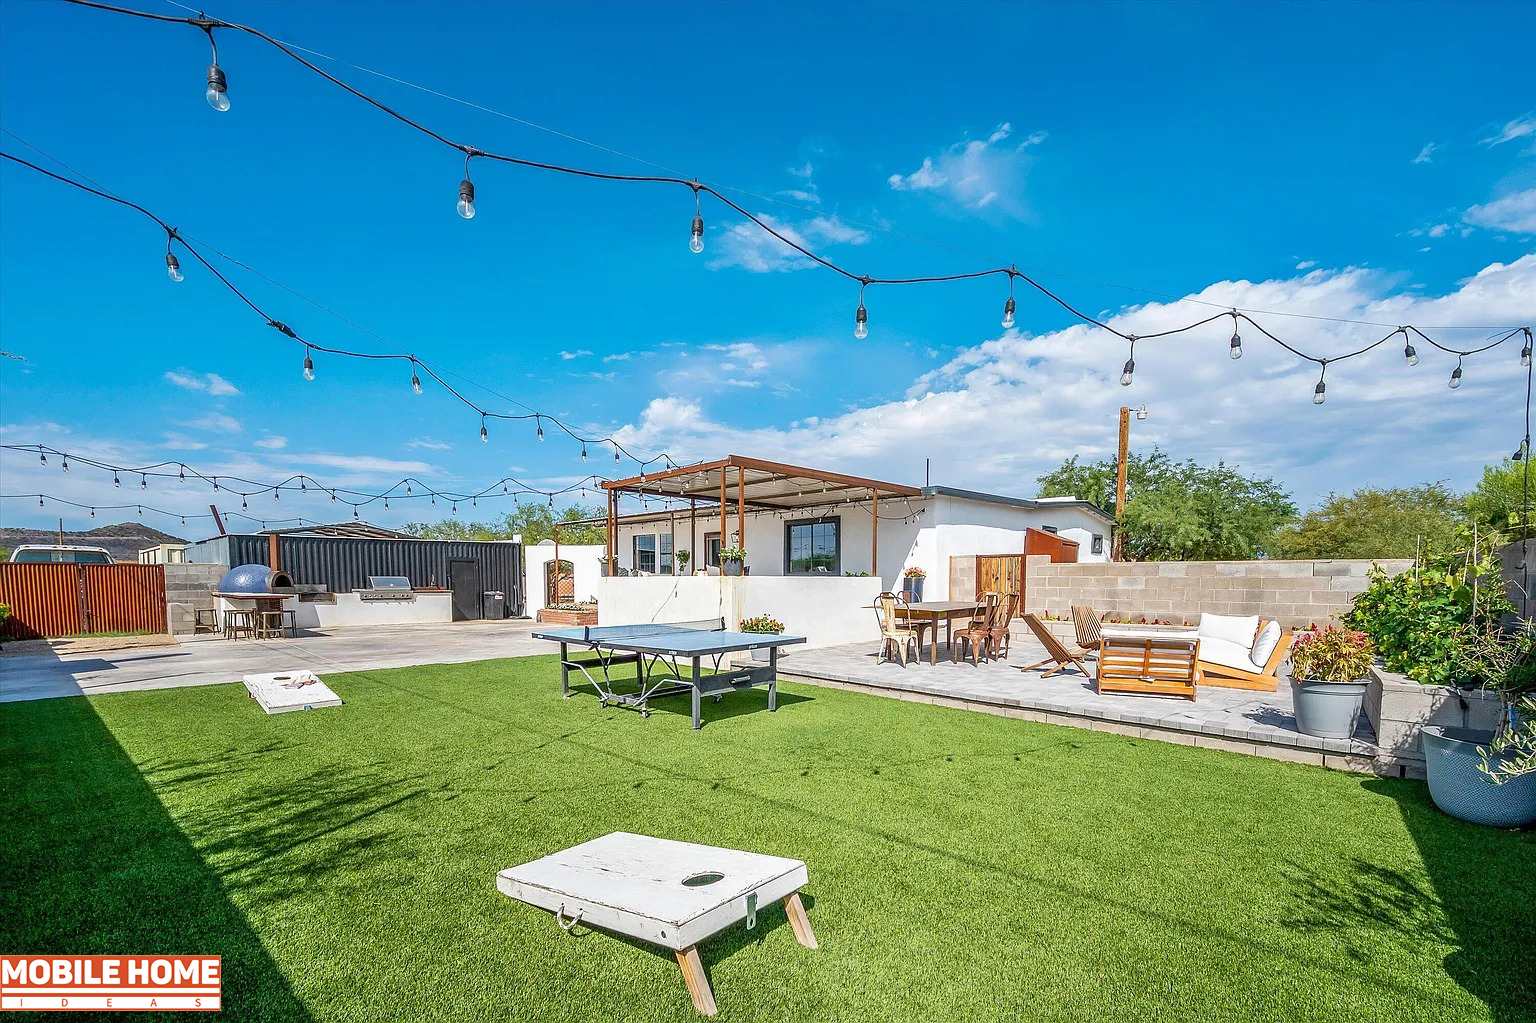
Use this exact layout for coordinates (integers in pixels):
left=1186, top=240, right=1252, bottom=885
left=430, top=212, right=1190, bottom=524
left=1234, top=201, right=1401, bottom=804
left=783, top=892, right=818, bottom=948
left=675, top=946, right=717, bottom=1016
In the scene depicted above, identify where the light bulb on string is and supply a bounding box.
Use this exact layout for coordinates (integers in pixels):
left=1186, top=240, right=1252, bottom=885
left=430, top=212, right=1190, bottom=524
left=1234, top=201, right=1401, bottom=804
left=1403, top=331, right=1418, bottom=367
left=1001, top=270, right=1016, bottom=329
left=140, top=474, right=147, bottom=490
left=480, top=417, right=488, bottom=443
left=854, top=280, right=869, bottom=340
left=536, top=417, right=544, bottom=442
left=1515, top=436, right=1530, bottom=462
left=1229, top=312, right=1242, bottom=359
left=615, top=445, right=621, bottom=463
left=166, top=249, right=183, bottom=283
left=113, top=473, right=121, bottom=488
left=457, top=151, right=477, bottom=219
left=581, top=444, right=588, bottom=462
left=1312, top=361, right=1327, bottom=405
left=1449, top=360, right=1463, bottom=389
left=137, top=505, right=142, bottom=517
left=273, top=487, right=280, bottom=502
left=330, top=491, right=336, bottom=504
left=62, top=456, right=68, bottom=472
left=1523, top=337, right=1532, bottom=369
left=38, top=496, right=43, bottom=508
left=178, top=466, right=185, bottom=483
left=1120, top=337, right=1137, bottom=387
left=212, top=478, right=220, bottom=492
left=303, top=347, right=314, bottom=381
left=241, top=497, right=248, bottom=511
left=205, top=58, right=230, bottom=112
left=411, top=360, right=423, bottom=395
left=38, top=447, right=46, bottom=466
left=90, top=508, right=95, bottom=519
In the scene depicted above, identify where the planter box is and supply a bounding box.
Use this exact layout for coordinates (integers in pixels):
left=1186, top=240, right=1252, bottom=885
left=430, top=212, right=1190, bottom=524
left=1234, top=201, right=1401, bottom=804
left=537, top=607, right=599, bottom=627
left=1364, top=666, right=1503, bottom=779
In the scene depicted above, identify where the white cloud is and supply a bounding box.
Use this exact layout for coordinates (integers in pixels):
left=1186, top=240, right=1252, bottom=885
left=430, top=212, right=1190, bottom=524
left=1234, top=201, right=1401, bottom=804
left=291, top=453, right=433, bottom=474
left=179, top=413, right=241, bottom=434
left=780, top=189, right=819, bottom=204
left=1295, top=260, right=1318, bottom=270
left=1412, top=142, right=1439, bottom=164
left=1463, top=189, right=1536, bottom=234
left=603, top=352, right=633, bottom=362
left=165, top=370, right=239, bottom=396
left=407, top=437, right=452, bottom=451
left=887, top=123, right=1044, bottom=216
left=1428, top=223, right=1451, bottom=238
left=1481, top=114, right=1536, bottom=147
left=253, top=435, right=287, bottom=450
left=709, top=213, right=871, bottom=273
left=160, top=432, right=207, bottom=451
left=558, top=350, right=592, bottom=360
left=613, top=257, right=1536, bottom=506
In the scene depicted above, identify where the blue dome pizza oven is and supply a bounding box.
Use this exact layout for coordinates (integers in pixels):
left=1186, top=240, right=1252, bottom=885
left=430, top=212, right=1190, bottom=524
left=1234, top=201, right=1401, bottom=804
left=218, top=564, right=294, bottom=595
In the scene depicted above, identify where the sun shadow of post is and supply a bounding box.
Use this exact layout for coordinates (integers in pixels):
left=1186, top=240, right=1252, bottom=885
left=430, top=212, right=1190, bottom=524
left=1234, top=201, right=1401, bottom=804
left=1360, top=777, right=1536, bottom=1022
left=0, top=695, right=314, bottom=1021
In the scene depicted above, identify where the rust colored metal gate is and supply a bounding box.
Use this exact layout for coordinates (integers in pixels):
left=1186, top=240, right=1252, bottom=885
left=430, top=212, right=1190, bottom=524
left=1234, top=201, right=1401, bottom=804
left=544, top=560, right=574, bottom=607
left=0, top=563, right=167, bottom=640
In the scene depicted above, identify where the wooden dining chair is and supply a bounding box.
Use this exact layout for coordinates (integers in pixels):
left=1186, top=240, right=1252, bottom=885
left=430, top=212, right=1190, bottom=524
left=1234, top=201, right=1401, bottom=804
left=952, top=593, right=999, bottom=665
left=875, top=592, right=921, bottom=666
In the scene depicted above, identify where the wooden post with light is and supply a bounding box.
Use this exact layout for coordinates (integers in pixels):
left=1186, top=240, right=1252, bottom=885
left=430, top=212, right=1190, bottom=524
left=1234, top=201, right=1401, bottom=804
left=1112, top=406, right=1148, bottom=562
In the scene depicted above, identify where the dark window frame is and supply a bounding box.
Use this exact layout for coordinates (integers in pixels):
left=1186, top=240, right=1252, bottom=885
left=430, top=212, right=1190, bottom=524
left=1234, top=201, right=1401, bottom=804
left=703, top=532, right=721, bottom=568
left=783, top=515, right=842, bottom=576
left=1091, top=534, right=1104, bottom=555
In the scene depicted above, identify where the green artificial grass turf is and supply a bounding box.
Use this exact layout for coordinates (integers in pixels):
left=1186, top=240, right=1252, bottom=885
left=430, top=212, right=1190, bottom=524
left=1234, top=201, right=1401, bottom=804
left=2, top=656, right=1532, bottom=1022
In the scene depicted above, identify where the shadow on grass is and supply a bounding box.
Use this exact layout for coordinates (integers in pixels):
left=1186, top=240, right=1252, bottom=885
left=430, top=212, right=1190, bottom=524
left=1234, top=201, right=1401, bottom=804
left=0, top=695, right=312, bottom=1022
left=564, top=675, right=813, bottom=729
left=1361, top=777, right=1536, bottom=1022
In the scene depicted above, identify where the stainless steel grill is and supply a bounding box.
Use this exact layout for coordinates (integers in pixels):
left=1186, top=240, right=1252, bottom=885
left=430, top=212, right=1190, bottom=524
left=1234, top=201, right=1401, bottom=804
left=358, top=575, right=416, bottom=602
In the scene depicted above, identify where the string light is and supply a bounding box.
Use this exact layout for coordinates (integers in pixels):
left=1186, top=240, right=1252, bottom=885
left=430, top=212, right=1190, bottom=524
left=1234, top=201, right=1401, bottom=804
left=1403, top=331, right=1419, bottom=367
left=581, top=444, right=587, bottom=462
left=1312, top=361, right=1327, bottom=405
left=165, top=248, right=183, bottom=283
left=140, top=474, right=147, bottom=490
left=458, top=151, right=477, bottom=219
left=1001, top=287, right=1016, bottom=330
left=1449, top=359, right=1463, bottom=389
left=1523, top=333, right=1532, bottom=369
left=854, top=279, right=869, bottom=340
left=690, top=183, right=704, bottom=253
left=1120, top=337, right=1137, bottom=387
left=1229, top=313, right=1242, bottom=360
left=536, top=416, right=544, bottom=442
left=113, top=473, right=120, bottom=487
left=200, top=20, right=230, bottom=112
left=302, top=346, right=314, bottom=381
left=411, top=360, right=422, bottom=394
left=480, top=416, right=488, bottom=443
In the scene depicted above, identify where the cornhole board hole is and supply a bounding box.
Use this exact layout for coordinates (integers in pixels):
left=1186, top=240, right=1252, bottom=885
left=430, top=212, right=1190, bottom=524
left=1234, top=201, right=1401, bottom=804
left=496, top=832, right=816, bottom=1016
left=241, top=670, right=342, bottom=714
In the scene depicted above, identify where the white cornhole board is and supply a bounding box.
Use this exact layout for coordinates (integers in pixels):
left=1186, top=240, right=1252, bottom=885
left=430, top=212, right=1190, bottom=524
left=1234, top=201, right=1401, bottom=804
left=241, top=670, right=342, bottom=714
left=496, top=832, right=816, bottom=1016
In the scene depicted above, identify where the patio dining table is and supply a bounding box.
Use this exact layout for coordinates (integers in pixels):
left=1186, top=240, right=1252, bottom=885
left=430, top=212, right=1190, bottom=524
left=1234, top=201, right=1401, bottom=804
left=893, top=600, right=980, bottom=665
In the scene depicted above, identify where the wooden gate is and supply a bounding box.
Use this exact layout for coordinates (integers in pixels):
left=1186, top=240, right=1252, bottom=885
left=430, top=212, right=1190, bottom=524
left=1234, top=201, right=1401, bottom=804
left=544, top=560, right=574, bottom=607
left=975, top=555, right=1024, bottom=604
left=0, top=563, right=167, bottom=640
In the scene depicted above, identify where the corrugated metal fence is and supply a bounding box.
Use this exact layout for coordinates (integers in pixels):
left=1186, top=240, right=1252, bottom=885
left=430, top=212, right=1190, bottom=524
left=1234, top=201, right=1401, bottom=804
left=0, top=563, right=168, bottom=639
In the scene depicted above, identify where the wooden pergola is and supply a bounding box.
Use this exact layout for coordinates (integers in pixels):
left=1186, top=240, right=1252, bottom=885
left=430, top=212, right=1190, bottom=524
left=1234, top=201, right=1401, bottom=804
left=600, top=454, right=921, bottom=576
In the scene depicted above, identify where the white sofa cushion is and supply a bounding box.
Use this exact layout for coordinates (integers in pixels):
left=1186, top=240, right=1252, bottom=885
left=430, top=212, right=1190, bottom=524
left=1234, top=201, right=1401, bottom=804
left=1249, top=620, right=1282, bottom=668
left=1198, top=613, right=1259, bottom=647
left=1198, top=636, right=1257, bottom=672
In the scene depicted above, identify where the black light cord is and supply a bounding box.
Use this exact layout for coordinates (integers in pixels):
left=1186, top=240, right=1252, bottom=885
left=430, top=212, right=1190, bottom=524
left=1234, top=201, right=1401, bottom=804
left=46, top=0, right=1531, bottom=373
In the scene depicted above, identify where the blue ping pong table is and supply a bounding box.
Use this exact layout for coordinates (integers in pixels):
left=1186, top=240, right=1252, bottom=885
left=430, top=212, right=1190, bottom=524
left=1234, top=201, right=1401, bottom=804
left=531, top=618, right=806, bottom=729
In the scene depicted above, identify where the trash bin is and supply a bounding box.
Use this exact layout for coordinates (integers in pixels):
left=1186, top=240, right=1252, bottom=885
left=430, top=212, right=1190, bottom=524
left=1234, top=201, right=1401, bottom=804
left=481, top=590, right=505, bottom=620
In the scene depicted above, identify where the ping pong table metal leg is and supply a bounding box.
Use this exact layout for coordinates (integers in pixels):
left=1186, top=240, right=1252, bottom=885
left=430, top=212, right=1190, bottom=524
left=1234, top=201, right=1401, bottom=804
left=768, top=646, right=778, bottom=712
left=559, top=643, right=570, bottom=697
left=691, top=658, right=703, bottom=730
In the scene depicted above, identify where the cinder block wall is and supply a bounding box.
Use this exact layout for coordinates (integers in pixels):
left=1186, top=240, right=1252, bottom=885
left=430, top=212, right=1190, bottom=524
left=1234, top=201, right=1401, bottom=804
left=1024, top=557, right=1414, bottom=628
left=164, top=563, right=226, bottom=635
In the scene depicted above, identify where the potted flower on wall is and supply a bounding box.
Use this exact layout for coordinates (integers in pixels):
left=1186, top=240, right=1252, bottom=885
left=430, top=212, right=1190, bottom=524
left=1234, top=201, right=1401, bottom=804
left=719, top=547, right=747, bottom=577
left=740, top=613, right=784, bottom=661
left=675, top=550, right=691, bottom=576
left=1289, top=625, right=1374, bottom=739
left=902, top=567, right=926, bottom=602
left=1418, top=626, right=1536, bottom=828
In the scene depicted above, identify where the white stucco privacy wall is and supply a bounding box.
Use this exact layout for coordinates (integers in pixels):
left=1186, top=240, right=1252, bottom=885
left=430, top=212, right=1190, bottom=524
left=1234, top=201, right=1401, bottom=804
left=595, top=575, right=883, bottom=649
left=524, top=541, right=605, bottom=612
left=216, top=592, right=454, bottom=629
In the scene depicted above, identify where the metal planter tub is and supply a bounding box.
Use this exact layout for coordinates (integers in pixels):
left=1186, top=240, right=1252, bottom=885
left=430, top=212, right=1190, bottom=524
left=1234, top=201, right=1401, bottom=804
left=1421, top=726, right=1536, bottom=828
left=1290, top=677, right=1369, bottom=739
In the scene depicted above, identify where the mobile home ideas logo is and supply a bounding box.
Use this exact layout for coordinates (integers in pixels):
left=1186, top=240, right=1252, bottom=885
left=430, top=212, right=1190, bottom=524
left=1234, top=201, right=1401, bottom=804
left=2, top=956, right=221, bottom=1011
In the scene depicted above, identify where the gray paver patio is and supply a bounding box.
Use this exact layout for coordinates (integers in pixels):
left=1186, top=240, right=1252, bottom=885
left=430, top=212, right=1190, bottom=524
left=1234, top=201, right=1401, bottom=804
left=769, top=634, right=1377, bottom=759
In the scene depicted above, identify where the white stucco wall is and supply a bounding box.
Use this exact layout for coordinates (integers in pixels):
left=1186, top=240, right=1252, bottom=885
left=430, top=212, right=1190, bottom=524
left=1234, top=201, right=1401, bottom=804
left=217, top=592, right=454, bottom=629
left=523, top=541, right=605, bottom=612
left=595, top=575, right=883, bottom=648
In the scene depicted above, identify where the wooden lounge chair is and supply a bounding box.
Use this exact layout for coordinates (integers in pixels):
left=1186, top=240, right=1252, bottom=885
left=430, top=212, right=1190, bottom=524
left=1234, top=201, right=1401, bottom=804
left=1198, top=621, right=1294, bottom=692
left=875, top=592, right=921, bottom=666
left=1071, top=605, right=1103, bottom=658
left=1019, top=613, right=1090, bottom=678
left=1096, top=631, right=1199, bottom=701
left=987, top=592, right=1018, bottom=660
left=952, top=593, right=999, bottom=665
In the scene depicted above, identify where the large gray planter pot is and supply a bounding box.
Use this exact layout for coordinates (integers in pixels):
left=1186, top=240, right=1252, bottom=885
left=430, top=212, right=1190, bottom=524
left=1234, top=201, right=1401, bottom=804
left=721, top=559, right=743, bottom=577
left=1422, top=725, right=1536, bottom=828
left=1290, top=677, right=1369, bottom=739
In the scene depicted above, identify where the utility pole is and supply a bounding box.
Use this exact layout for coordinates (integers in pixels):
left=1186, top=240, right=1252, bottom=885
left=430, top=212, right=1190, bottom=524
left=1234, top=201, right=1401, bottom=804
left=1112, top=406, right=1148, bottom=562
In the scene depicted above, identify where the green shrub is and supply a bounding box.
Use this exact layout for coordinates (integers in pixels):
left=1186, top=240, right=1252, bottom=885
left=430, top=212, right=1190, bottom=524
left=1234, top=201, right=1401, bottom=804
left=1290, top=626, right=1374, bottom=682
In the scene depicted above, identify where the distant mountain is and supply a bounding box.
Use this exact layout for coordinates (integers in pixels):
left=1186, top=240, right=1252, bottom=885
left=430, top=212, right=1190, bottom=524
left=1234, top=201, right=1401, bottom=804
left=0, top=522, right=188, bottom=562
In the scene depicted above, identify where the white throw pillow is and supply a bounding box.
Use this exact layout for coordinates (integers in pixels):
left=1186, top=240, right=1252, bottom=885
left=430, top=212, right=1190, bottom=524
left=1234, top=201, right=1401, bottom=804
left=1249, top=620, right=1282, bottom=668
left=1198, top=613, right=1260, bottom=647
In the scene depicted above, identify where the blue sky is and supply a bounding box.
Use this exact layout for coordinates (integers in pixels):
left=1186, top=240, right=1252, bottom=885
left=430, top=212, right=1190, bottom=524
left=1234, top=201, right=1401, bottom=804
left=2, top=0, right=1533, bottom=536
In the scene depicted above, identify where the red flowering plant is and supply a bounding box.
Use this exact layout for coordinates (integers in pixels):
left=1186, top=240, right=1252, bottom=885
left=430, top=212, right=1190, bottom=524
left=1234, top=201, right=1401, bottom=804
left=1290, top=626, right=1374, bottom=683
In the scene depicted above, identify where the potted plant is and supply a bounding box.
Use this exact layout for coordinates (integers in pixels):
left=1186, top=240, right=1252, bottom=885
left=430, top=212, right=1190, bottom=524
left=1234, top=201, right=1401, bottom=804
left=675, top=550, right=691, bottom=576
left=902, top=567, right=926, bottom=602
left=1289, top=625, right=1374, bottom=739
left=719, top=547, right=747, bottom=577
left=740, top=613, right=784, bottom=661
left=1418, top=626, right=1536, bottom=827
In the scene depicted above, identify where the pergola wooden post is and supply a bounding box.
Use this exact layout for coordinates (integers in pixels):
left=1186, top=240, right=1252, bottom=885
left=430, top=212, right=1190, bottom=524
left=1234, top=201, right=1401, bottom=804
left=606, top=490, right=616, bottom=576
left=871, top=488, right=879, bottom=581
left=718, top=473, right=727, bottom=564
left=736, top=466, right=745, bottom=554
left=689, top=499, right=697, bottom=576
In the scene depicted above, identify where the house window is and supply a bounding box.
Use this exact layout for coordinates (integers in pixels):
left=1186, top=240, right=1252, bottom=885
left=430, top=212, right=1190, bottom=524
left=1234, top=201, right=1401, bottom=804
left=704, top=533, right=721, bottom=568
left=1041, top=525, right=1059, bottom=534
left=659, top=533, right=673, bottom=574
left=785, top=516, right=840, bottom=575
left=1091, top=534, right=1104, bottom=555
left=633, top=534, right=657, bottom=574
